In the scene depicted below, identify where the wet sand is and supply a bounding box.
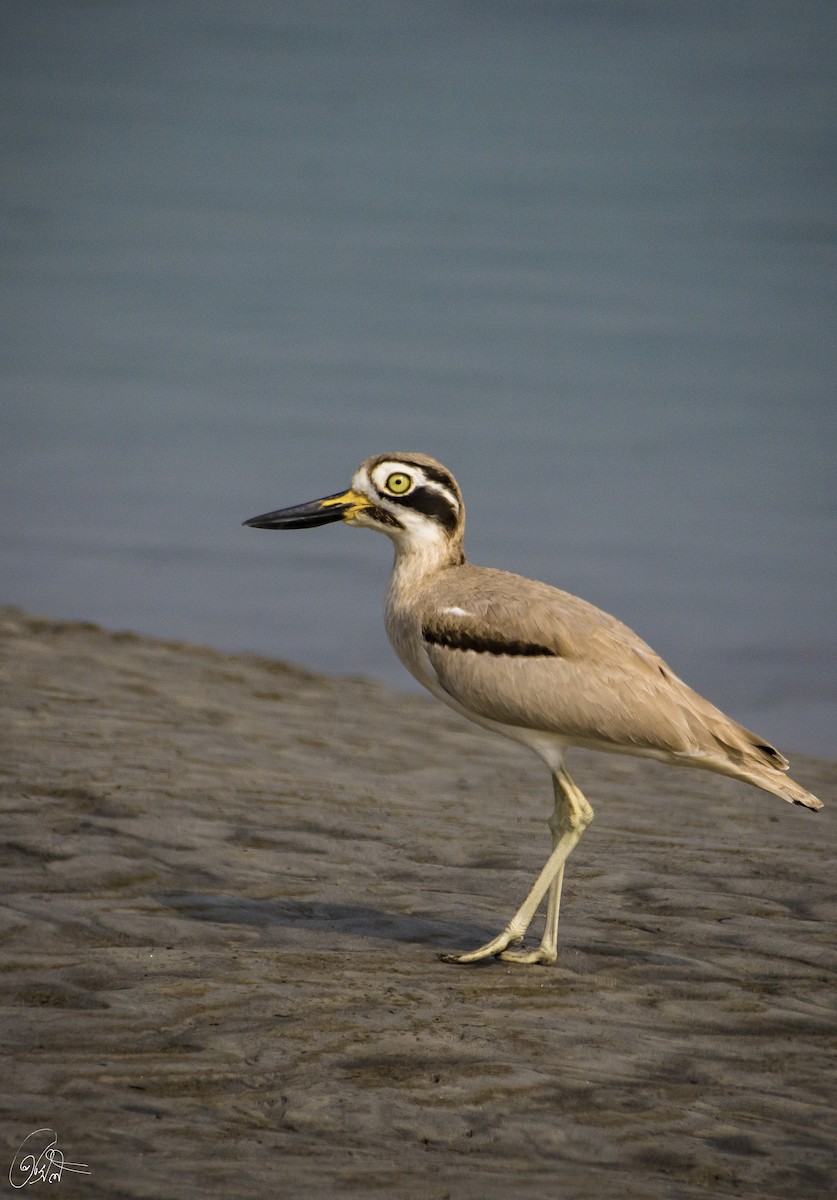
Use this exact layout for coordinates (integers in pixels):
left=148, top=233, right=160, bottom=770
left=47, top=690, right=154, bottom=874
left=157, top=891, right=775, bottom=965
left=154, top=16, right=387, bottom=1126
left=1, top=606, right=834, bottom=1198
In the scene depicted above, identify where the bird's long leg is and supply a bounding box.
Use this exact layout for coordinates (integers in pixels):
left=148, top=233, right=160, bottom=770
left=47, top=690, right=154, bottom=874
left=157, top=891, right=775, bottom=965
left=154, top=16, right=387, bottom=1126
left=441, top=765, right=593, bottom=966
left=499, top=766, right=591, bottom=964
left=499, top=818, right=565, bottom=964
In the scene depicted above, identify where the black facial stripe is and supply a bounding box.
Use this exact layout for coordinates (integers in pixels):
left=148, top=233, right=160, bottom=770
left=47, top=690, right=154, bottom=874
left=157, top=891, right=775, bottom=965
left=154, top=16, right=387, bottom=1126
left=389, top=486, right=459, bottom=534
left=366, top=505, right=403, bottom=529
left=423, top=626, right=559, bottom=658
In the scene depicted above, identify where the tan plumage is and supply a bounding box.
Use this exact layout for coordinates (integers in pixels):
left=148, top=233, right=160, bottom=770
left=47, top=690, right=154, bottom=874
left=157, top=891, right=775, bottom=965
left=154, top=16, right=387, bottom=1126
left=394, top=564, right=803, bottom=799
left=245, top=451, right=823, bottom=965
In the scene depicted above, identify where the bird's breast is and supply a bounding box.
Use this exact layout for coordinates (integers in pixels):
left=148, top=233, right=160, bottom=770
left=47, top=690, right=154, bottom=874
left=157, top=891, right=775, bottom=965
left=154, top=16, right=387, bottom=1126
left=383, top=595, right=437, bottom=692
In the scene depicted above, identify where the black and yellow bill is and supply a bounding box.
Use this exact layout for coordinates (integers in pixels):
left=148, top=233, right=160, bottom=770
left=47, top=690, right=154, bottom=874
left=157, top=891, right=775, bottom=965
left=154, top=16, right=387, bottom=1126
left=243, top=489, right=370, bottom=530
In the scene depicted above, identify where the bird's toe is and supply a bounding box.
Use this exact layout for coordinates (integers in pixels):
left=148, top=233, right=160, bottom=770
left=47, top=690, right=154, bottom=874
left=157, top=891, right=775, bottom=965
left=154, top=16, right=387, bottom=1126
left=498, top=945, right=557, bottom=965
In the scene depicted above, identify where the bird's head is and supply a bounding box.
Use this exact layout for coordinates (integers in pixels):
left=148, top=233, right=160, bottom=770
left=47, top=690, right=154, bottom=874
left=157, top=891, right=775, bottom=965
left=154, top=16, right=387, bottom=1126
left=243, top=452, right=466, bottom=564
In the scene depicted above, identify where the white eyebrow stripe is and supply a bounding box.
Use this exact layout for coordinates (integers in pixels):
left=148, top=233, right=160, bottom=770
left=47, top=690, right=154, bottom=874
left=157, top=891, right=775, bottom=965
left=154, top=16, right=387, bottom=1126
left=370, top=462, right=461, bottom=513
left=421, top=479, right=461, bottom=510
left=441, top=606, right=473, bottom=618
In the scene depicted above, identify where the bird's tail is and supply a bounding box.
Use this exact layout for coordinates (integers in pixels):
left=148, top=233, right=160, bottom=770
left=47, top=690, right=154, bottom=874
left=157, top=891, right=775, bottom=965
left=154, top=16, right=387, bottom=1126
left=721, top=726, right=821, bottom=808
left=681, top=749, right=823, bottom=810
left=740, top=766, right=823, bottom=810
left=681, top=701, right=823, bottom=810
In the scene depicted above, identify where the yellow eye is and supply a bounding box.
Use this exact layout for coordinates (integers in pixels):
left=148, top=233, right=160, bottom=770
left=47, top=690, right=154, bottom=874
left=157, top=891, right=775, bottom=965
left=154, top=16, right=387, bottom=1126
left=385, top=472, right=412, bottom=495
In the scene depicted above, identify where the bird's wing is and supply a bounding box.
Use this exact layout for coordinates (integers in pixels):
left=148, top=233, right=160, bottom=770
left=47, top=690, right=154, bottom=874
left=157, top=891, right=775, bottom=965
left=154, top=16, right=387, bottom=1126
left=416, top=566, right=765, bottom=759
left=417, top=565, right=672, bottom=676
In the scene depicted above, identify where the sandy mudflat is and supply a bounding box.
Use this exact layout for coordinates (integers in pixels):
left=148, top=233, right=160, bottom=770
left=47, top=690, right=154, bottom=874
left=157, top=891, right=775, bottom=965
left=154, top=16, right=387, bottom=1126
left=0, top=606, right=834, bottom=1199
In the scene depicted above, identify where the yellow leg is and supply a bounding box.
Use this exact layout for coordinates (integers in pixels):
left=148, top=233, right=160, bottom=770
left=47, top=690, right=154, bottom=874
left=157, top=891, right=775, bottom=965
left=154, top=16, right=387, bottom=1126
left=441, top=766, right=593, bottom=966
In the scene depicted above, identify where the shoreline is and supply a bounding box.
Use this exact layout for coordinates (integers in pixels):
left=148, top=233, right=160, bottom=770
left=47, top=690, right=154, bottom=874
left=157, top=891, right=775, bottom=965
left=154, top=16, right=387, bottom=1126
left=1, top=605, right=834, bottom=1198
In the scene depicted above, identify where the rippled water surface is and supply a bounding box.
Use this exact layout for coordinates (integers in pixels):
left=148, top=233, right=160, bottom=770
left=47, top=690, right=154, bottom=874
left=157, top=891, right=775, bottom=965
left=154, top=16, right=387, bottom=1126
left=2, top=0, right=835, bottom=754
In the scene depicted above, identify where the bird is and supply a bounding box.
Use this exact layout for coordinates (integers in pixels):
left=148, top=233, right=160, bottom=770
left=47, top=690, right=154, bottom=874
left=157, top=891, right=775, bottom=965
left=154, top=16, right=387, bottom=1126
left=243, top=452, right=822, bottom=965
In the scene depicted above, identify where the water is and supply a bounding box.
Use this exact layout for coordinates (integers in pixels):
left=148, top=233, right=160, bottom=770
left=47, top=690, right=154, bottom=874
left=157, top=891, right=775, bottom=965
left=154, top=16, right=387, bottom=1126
left=2, top=0, right=835, bottom=756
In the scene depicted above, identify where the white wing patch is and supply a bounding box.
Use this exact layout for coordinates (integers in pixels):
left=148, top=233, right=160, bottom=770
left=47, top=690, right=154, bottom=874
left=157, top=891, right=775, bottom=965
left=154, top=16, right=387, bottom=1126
left=440, top=606, right=473, bottom=618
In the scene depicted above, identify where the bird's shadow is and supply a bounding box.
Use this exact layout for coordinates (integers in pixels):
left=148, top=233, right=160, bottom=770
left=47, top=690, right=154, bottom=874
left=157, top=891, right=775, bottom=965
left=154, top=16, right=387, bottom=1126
left=154, top=892, right=696, bottom=971
left=155, top=891, right=493, bottom=952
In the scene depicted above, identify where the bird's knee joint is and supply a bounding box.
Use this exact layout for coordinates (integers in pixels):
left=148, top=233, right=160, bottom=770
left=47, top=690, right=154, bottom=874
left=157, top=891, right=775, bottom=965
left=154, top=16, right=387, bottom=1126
left=549, top=804, right=593, bottom=838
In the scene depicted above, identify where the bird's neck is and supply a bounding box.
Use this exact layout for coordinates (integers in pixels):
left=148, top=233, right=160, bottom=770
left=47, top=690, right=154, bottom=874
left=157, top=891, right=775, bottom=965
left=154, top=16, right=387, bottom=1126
left=389, top=534, right=465, bottom=592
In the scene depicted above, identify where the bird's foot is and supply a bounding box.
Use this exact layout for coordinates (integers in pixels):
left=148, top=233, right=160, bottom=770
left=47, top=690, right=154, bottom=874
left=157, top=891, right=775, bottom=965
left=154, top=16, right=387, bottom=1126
left=439, top=925, right=525, bottom=965
left=440, top=934, right=558, bottom=966
left=498, top=944, right=557, bottom=965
